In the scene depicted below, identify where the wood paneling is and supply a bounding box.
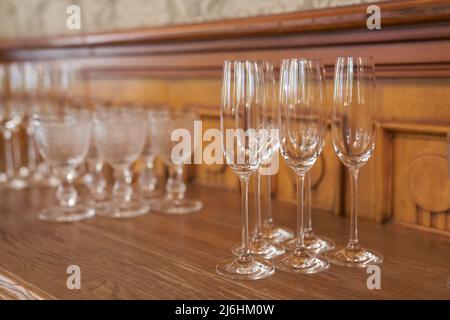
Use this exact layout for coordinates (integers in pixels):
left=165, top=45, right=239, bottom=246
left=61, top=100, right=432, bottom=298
left=0, top=0, right=449, bottom=233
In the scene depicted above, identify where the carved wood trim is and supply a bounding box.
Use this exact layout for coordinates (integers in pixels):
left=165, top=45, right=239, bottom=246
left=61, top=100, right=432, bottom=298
left=0, top=1, right=450, bottom=79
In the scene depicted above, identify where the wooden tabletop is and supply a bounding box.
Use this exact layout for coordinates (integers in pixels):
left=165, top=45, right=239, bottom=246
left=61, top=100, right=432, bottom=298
left=0, top=185, right=449, bottom=300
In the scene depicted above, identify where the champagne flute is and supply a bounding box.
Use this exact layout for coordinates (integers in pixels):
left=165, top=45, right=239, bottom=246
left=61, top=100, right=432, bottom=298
left=216, top=60, right=274, bottom=280
left=275, top=58, right=330, bottom=274
left=231, top=61, right=285, bottom=259
left=329, top=56, right=383, bottom=267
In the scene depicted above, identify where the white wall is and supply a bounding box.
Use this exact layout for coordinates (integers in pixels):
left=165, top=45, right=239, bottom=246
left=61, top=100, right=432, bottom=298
left=0, top=0, right=383, bottom=39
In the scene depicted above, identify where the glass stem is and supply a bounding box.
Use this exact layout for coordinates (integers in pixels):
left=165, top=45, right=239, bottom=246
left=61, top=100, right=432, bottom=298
left=91, top=161, right=107, bottom=200
left=305, top=171, right=313, bottom=235
left=348, top=168, right=360, bottom=250
left=11, top=131, right=22, bottom=173
left=139, top=157, right=157, bottom=195
left=165, top=164, right=186, bottom=201
left=253, top=172, right=263, bottom=239
left=264, top=172, right=274, bottom=225
left=56, top=169, right=78, bottom=207
left=113, top=167, right=133, bottom=204
left=3, top=130, right=14, bottom=178
left=294, top=172, right=306, bottom=255
left=26, top=124, right=37, bottom=173
left=239, top=175, right=251, bottom=262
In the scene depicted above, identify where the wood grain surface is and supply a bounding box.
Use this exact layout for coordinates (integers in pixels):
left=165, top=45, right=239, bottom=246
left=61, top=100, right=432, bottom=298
left=0, top=185, right=448, bottom=299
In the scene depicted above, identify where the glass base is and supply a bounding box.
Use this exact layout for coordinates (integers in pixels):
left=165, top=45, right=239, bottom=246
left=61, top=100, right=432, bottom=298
left=275, top=250, right=330, bottom=274
left=140, top=189, right=163, bottom=200
left=7, top=177, right=29, bottom=190
left=92, top=200, right=111, bottom=216
left=97, top=200, right=150, bottom=219
left=329, top=245, right=383, bottom=268
left=216, top=257, right=275, bottom=280
left=231, top=238, right=285, bottom=259
left=261, top=222, right=294, bottom=243
left=154, top=199, right=203, bottom=215
left=39, top=204, right=95, bottom=222
left=285, top=233, right=335, bottom=254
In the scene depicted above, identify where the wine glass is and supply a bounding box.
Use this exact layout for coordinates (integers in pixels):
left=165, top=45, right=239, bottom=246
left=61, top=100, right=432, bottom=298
left=32, top=109, right=94, bottom=222
left=22, top=62, right=46, bottom=185
left=33, top=62, right=61, bottom=187
left=216, top=60, right=274, bottom=280
left=138, top=107, right=168, bottom=202
left=231, top=61, right=286, bottom=259
left=329, top=56, right=383, bottom=267
left=152, top=108, right=203, bottom=214
left=94, top=107, right=150, bottom=218
left=275, top=58, right=330, bottom=274
left=4, top=63, right=30, bottom=189
left=0, top=64, right=8, bottom=185
left=84, top=125, right=108, bottom=201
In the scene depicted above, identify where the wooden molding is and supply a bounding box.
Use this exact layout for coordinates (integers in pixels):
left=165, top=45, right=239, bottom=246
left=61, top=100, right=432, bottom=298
left=1, top=0, right=450, bottom=78
left=0, top=0, right=449, bottom=50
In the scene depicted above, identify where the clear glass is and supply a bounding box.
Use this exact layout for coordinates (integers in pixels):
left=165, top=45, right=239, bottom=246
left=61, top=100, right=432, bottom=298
left=4, top=63, right=30, bottom=189
left=152, top=109, right=203, bottom=215
left=33, top=110, right=94, bottom=222
left=260, top=173, right=294, bottom=243
left=30, top=62, right=66, bottom=187
left=329, top=56, right=383, bottom=267
left=231, top=61, right=285, bottom=259
left=138, top=108, right=168, bottom=202
left=84, top=123, right=109, bottom=216
left=284, top=171, right=335, bottom=254
left=94, top=107, right=150, bottom=218
left=275, top=58, right=330, bottom=274
left=0, top=64, right=8, bottom=184
left=216, top=60, right=274, bottom=280
left=259, top=60, right=294, bottom=243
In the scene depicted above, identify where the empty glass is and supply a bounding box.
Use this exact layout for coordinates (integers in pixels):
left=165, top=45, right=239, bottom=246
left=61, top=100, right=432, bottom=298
left=4, top=63, right=29, bottom=189
left=329, top=57, right=383, bottom=267
left=231, top=61, right=285, bottom=259
left=0, top=64, right=8, bottom=184
left=152, top=109, right=203, bottom=214
left=216, top=60, right=274, bottom=280
left=139, top=108, right=168, bottom=202
left=84, top=130, right=108, bottom=202
left=94, top=107, right=150, bottom=218
left=32, top=110, right=94, bottom=222
left=275, top=58, right=330, bottom=274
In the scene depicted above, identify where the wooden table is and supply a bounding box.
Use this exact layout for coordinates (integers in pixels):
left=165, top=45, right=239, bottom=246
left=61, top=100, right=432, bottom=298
left=0, top=185, right=448, bottom=299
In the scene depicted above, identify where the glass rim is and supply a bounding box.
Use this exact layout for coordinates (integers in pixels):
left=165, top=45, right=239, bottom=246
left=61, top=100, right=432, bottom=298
left=32, top=110, right=92, bottom=124
left=223, top=59, right=268, bottom=64
left=280, top=57, right=323, bottom=62
left=335, top=56, right=374, bottom=61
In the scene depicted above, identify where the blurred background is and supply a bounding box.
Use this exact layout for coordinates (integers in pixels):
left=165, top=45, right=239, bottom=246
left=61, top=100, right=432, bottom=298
left=0, top=0, right=448, bottom=232
left=0, top=0, right=380, bottom=38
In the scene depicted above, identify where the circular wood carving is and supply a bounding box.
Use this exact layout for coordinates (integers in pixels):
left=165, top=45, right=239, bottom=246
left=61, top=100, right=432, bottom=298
left=408, top=154, right=449, bottom=212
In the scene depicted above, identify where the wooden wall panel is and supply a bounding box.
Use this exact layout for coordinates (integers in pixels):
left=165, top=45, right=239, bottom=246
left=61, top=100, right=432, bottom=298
left=392, top=134, right=449, bottom=231
left=0, top=0, right=449, bottom=233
